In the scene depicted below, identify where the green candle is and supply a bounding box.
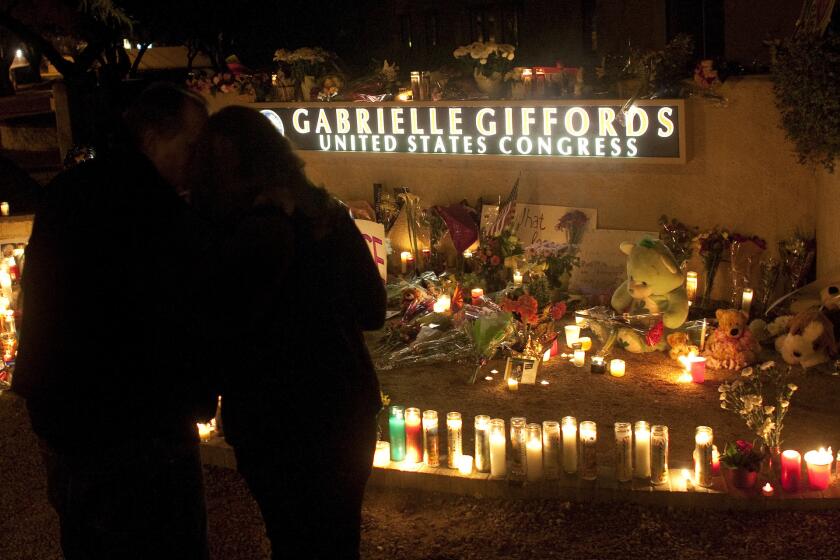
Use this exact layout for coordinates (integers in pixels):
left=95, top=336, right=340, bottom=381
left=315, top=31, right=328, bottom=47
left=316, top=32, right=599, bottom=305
left=389, top=405, right=406, bottom=461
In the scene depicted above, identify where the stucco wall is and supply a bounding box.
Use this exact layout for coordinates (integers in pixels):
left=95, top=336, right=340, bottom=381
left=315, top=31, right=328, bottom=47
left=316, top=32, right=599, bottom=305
left=297, top=76, right=815, bottom=255
left=817, top=170, right=840, bottom=279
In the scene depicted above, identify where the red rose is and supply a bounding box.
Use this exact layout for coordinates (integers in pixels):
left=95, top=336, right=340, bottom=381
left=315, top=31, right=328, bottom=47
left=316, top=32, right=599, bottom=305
left=490, top=255, right=501, bottom=266
left=517, top=294, right=539, bottom=325
left=549, top=302, right=567, bottom=320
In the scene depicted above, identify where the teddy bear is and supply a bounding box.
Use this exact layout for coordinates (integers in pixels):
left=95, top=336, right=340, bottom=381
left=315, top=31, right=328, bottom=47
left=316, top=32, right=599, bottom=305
left=775, top=309, right=837, bottom=369
left=703, top=309, right=761, bottom=370
left=820, top=283, right=840, bottom=339
left=666, top=332, right=700, bottom=361
left=611, top=238, right=688, bottom=352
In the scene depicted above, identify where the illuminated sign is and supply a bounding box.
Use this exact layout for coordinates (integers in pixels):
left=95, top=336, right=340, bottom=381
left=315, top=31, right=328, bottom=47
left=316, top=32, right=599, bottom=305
left=256, top=100, right=686, bottom=162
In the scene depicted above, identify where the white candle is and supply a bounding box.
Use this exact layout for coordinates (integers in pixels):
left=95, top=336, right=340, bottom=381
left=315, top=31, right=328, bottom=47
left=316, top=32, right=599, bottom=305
left=458, top=454, right=474, bottom=475
left=400, top=251, right=412, bottom=274
left=562, top=416, right=577, bottom=474
left=373, top=441, right=391, bottom=467
left=762, top=482, right=774, bottom=497
left=573, top=349, right=585, bottom=367
left=526, top=437, right=543, bottom=481
left=542, top=348, right=551, bottom=362
left=0, top=270, right=12, bottom=305
left=196, top=422, right=215, bottom=442
left=507, top=378, right=519, bottom=392
left=685, top=271, right=698, bottom=305
left=0, top=202, right=9, bottom=216
left=699, top=318, right=708, bottom=351
left=575, top=314, right=587, bottom=327
left=610, top=359, right=626, bottom=378
left=579, top=421, right=597, bottom=481
left=489, top=419, right=507, bottom=478
left=741, top=288, right=754, bottom=314
left=564, top=325, right=581, bottom=347
left=634, top=421, right=651, bottom=478
left=463, top=249, right=473, bottom=259
left=433, top=295, right=451, bottom=313
left=513, top=270, right=523, bottom=287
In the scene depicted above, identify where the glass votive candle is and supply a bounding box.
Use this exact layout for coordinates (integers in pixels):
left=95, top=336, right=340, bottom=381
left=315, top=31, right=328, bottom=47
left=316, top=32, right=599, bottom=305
left=573, top=349, right=585, bottom=367
left=610, top=359, right=626, bottom=377
left=373, top=441, right=391, bottom=467
left=513, top=270, right=523, bottom=287
left=542, top=420, right=561, bottom=480
left=804, top=448, right=833, bottom=490
left=574, top=312, right=589, bottom=328
left=489, top=418, right=507, bottom=478
left=446, top=412, right=463, bottom=468
left=471, top=288, right=484, bottom=305
left=422, top=410, right=440, bottom=467
left=650, top=425, right=669, bottom=485
left=388, top=405, right=406, bottom=462
left=561, top=416, right=578, bottom=474
left=564, top=325, right=581, bottom=347
left=781, top=449, right=801, bottom=492
left=577, top=337, right=592, bottom=351
left=712, top=445, right=720, bottom=475
left=590, top=356, right=606, bottom=374
left=634, top=421, right=651, bottom=479
left=507, top=377, right=519, bottom=392
left=614, top=422, right=633, bottom=482
left=690, top=356, right=706, bottom=384
left=579, top=421, right=597, bottom=480
left=510, top=417, right=527, bottom=480
left=694, top=426, right=714, bottom=488
left=474, top=415, right=491, bottom=473
left=525, top=423, right=543, bottom=482
left=458, top=454, right=474, bottom=475
left=404, top=407, right=423, bottom=464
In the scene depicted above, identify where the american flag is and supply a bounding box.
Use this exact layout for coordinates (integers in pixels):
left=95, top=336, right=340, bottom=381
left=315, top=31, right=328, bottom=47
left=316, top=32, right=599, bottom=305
left=486, top=176, right=520, bottom=237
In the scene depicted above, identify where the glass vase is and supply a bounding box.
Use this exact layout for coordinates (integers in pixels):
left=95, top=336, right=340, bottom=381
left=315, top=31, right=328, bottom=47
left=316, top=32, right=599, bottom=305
left=701, top=255, right=721, bottom=309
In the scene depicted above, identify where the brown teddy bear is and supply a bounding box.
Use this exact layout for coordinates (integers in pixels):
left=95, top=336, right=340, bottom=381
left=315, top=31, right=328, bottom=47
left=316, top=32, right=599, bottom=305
left=703, top=309, right=761, bottom=370
left=666, top=332, right=700, bottom=361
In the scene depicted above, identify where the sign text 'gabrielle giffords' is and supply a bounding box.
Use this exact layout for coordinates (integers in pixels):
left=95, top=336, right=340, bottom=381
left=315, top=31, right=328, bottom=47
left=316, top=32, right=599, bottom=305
left=258, top=100, right=685, bottom=162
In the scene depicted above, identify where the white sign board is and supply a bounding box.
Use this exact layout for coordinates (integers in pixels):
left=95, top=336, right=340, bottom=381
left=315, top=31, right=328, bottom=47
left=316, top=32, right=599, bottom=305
left=480, top=203, right=597, bottom=245
left=355, top=219, right=387, bottom=281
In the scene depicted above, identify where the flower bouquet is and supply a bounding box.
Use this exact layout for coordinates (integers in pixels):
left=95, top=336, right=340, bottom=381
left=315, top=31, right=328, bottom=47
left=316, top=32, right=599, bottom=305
left=463, top=306, right=514, bottom=384
left=720, top=440, right=764, bottom=489
left=694, top=227, right=730, bottom=308
left=500, top=294, right=565, bottom=359
left=524, top=240, right=579, bottom=293
left=475, top=229, right=523, bottom=293
left=273, top=47, right=336, bottom=100
left=658, top=215, right=697, bottom=270
left=453, top=41, right=515, bottom=96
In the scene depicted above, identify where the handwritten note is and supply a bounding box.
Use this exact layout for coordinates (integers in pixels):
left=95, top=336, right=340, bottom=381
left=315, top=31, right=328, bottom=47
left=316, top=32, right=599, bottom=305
left=355, top=219, right=387, bottom=281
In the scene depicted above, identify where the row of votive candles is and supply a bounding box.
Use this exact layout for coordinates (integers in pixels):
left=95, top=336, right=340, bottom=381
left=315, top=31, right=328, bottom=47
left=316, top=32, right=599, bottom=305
left=382, top=407, right=726, bottom=486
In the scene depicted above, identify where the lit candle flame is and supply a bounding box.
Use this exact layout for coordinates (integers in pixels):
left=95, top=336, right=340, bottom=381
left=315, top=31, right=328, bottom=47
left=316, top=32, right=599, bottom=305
left=433, top=295, right=451, bottom=313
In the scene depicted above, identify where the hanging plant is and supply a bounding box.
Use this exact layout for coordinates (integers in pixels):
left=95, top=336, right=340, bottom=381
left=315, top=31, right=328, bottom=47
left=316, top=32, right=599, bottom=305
left=772, top=30, right=840, bottom=172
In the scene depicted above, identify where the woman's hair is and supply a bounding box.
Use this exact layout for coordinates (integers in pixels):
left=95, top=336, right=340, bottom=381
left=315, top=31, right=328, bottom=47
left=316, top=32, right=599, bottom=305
left=205, top=106, right=339, bottom=225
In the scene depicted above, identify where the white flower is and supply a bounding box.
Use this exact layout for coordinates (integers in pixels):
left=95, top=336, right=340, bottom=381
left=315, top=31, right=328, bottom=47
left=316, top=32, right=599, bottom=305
left=719, top=393, right=727, bottom=400
left=717, top=384, right=728, bottom=392
left=780, top=400, right=790, bottom=408
left=480, top=58, right=487, bottom=65
left=506, top=52, right=515, bottom=60
left=741, top=367, right=754, bottom=378
left=764, top=406, right=775, bottom=415
left=787, top=383, right=798, bottom=392
left=453, top=46, right=468, bottom=58
left=760, top=361, right=775, bottom=370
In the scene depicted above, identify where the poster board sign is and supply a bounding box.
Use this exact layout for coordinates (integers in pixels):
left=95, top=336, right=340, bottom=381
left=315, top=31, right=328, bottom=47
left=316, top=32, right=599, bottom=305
left=0, top=215, right=33, bottom=244
left=504, top=356, right=540, bottom=385
left=355, top=219, right=387, bottom=281
left=569, top=229, right=657, bottom=295
left=256, top=99, right=687, bottom=163
left=479, top=203, right=597, bottom=245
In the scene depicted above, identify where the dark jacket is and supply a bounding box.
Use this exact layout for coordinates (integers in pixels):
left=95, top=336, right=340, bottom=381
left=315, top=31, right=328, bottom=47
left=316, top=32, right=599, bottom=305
left=13, top=149, right=218, bottom=452
left=221, top=201, right=386, bottom=447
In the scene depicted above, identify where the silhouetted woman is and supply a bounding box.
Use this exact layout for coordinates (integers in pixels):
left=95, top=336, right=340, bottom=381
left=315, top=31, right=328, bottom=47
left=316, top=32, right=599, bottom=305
left=195, top=106, right=385, bottom=560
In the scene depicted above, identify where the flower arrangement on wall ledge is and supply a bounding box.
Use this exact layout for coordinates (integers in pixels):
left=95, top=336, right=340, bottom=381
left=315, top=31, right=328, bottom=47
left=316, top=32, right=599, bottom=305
left=453, top=41, right=516, bottom=78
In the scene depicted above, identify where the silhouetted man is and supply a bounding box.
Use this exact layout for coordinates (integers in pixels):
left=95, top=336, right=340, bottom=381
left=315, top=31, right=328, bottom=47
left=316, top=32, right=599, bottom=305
left=13, top=83, right=215, bottom=560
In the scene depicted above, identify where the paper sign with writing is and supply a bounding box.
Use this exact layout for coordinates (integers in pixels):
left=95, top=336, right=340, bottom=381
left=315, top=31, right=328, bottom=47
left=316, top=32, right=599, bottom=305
left=480, top=203, right=597, bottom=246
left=355, top=219, right=387, bottom=281
left=569, top=229, right=657, bottom=295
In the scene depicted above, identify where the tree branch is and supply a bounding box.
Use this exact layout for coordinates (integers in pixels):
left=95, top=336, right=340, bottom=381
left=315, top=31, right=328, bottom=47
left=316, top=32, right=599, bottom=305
left=0, top=9, right=77, bottom=78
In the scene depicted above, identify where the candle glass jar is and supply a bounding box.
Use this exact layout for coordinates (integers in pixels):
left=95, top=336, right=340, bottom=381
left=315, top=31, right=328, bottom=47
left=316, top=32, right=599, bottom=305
left=405, top=408, right=423, bottom=464
left=373, top=441, right=391, bottom=467
left=474, top=415, right=491, bottom=473
left=561, top=416, right=578, bottom=474
left=590, top=356, right=606, bottom=374
left=510, top=417, right=527, bottom=481
left=446, top=412, right=463, bottom=468
left=694, top=426, right=714, bottom=488
left=650, top=425, right=669, bottom=485
left=422, top=410, right=440, bottom=467
left=614, top=422, right=633, bottom=482
left=542, top=421, right=561, bottom=480
left=634, top=421, right=651, bottom=479
left=579, top=421, right=597, bottom=480
left=489, top=418, right=507, bottom=478
left=410, top=71, right=421, bottom=100
left=388, top=406, right=406, bottom=462
left=526, top=423, right=543, bottom=482
left=564, top=325, right=581, bottom=347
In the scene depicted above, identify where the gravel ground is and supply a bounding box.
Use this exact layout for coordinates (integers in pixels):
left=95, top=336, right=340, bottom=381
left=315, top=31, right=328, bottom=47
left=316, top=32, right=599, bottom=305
left=3, top=347, right=840, bottom=560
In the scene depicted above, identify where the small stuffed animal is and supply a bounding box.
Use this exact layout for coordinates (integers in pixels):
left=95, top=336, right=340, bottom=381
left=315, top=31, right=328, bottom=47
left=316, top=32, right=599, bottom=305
left=703, top=309, right=761, bottom=370
left=820, top=283, right=840, bottom=339
left=775, top=310, right=837, bottom=369
left=749, top=315, right=793, bottom=344
left=666, top=332, right=699, bottom=361
left=611, top=238, right=688, bottom=352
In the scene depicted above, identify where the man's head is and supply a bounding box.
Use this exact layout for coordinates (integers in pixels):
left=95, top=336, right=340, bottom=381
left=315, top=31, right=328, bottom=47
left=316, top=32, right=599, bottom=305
left=123, top=83, right=208, bottom=194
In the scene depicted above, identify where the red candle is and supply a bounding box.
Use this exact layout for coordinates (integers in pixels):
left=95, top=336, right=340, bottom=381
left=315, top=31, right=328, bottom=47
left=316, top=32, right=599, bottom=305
left=712, top=445, right=720, bottom=476
left=470, top=288, right=484, bottom=306
left=549, top=338, right=559, bottom=357
left=690, top=357, right=706, bottom=384
left=404, top=408, right=423, bottom=464
left=805, top=448, right=833, bottom=491
left=781, top=449, right=801, bottom=492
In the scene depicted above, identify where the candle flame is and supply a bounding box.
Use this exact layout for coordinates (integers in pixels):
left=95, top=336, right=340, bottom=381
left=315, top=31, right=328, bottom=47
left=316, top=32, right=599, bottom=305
left=433, top=295, right=451, bottom=313
left=681, top=468, right=691, bottom=481
left=762, top=482, right=773, bottom=492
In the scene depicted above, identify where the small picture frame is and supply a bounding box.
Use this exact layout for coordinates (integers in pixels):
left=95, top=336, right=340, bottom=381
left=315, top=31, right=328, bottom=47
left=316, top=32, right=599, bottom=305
left=504, top=356, right=540, bottom=385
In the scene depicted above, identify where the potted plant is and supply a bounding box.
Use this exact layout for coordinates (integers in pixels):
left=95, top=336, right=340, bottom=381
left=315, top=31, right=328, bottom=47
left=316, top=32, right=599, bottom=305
left=720, top=440, right=764, bottom=489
